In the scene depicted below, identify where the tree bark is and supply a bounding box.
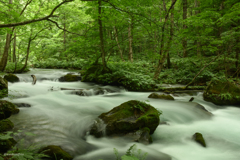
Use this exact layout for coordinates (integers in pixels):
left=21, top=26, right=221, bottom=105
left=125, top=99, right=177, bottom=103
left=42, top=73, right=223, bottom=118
left=167, top=0, right=175, bottom=69
left=98, top=0, right=107, bottom=68
left=114, top=26, right=124, bottom=61
left=17, top=38, right=31, bottom=73
left=13, top=33, right=16, bottom=63
left=182, top=0, right=188, bottom=57
left=128, top=16, right=133, bottom=62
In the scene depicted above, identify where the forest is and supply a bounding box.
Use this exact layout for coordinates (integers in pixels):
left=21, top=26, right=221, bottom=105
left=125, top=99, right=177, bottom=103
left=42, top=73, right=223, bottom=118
left=0, top=0, right=240, bottom=160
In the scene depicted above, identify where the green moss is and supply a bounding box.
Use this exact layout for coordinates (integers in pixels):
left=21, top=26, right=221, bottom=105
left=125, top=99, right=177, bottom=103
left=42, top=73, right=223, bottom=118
left=96, top=100, right=160, bottom=136
left=38, top=145, right=73, bottom=160
left=4, top=74, right=19, bottom=83
left=0, top=119, right=14, bottom=133
left=0, top=100, right=19, bottom=120
left=192, top=132, right=206, bottom=147
left=59, top=74, right=81, bottom=82
left=203, top=80, right=240, bottom=105
left=148, top=93, right=174, bottom=100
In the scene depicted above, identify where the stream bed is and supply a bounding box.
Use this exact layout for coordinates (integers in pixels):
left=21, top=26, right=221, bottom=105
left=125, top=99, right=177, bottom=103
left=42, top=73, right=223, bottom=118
left=4, top=69, right=240, bottom=160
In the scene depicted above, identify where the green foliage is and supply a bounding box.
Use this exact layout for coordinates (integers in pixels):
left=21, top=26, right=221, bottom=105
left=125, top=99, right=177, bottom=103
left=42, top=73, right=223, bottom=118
left=4, top=63, right=30, bottom=73
left=33, top=58, right=89, bottom=70
left=114, top=144, right=148, bottom=160
left=0, top=131, right=49, bottom=160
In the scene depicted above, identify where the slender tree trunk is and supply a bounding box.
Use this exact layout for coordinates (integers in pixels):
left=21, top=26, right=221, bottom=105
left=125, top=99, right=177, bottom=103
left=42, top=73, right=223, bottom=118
left=13, top=33, right=16, bottom=63
left=154, top=0, right=177, bottom=80
left=128, top=16, right=133, bottom=62
left=17, top=39, right=31, bottom=73
left=195, top=0, right=201, bottom=56
left=114, top=26, right=124, bottom=61
left=182, top=0, right=188, bottom=57
left=8, top=44, right=11, bottom=62
left=236, top=39, right=239, bottom=69
left=98, top=0, right=107, bottom=68
left=0, top=0, right=13, bottom=72
left=167, top=0, right=175, bottom=68
left=0, top=33, right=12, bottom=71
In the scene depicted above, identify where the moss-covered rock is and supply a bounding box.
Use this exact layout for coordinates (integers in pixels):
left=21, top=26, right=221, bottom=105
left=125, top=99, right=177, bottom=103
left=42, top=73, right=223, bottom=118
left=148, top=93, right=174, bottom=100
left=0, top=100, right=19, bottom=120
left=0, top=119, right=14, bottom=132
left=59, top=73, right=81, bottom=82
left=192, top=132, right=206, bottom=147
left=90, top=100, right=160, bottom=137
left=38, top=145, right=73, bottom=160
left=0, top=77, right=8, bottom=99
left=0, top=138, right=17, bottom=153
left=4, top=74, right=20, bottom=83
left=203, top=79, right=240, bottom=105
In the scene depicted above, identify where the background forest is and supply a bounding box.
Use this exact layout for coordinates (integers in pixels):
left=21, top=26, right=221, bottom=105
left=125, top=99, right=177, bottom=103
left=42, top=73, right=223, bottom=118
left=0, top=0, right=240, bottom=90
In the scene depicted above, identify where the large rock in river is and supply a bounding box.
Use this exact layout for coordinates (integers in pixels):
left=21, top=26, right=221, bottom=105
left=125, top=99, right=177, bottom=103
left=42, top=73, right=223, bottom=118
left=0, top=100, right=19, bottom=120
left=203, top=80, right=240, bottom=105
left=0, top=77, right=8, bottom=98
left=0, top=119, right=14, bottom=132
left=90, top=100, right=160, bottom=137
left=4, top=74, right=19, bottom=83
left=148, top=93, right=174, bottom=100
left=59, top=73, right=81, bottom=82
left=38, top=145, right=73, bottom=160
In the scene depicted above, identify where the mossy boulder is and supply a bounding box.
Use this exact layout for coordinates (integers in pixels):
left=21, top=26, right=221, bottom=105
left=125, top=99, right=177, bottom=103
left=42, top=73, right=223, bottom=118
left=0, top=100, right=19, bottom=120
left=192, top=132, right=206, bottom=147
left=59, top=73, right=81, bottom=82
left=148, top=93, right=174, bottom=100
left=4, top=74, right=19, bottom=83
left=90, top=100, right=160, bottom=137
left=38, top=145, right=73, bottom=160
left=0, top=77, right=8, bottom=99
left=0, top=119, right=14, bottom=132
left=203, top=80, right=240, bottom=105
left=0, top=138, right=17, bottom=153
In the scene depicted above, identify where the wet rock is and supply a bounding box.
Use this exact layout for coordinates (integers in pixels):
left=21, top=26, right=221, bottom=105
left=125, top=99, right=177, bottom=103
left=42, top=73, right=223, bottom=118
left=0, top=119, right=14, bottom=132
left=148, top=93, right=174, bottom=100
left=90, top=100, right=160, bottom=137
left=126, top=127, right=153, bottom=145
left=0, top=100, right=19, bottom=120
left=59, top=73, right=81, bottom=82
left=4, top=74, right=19, bottom=83
left=203, top=80, right=240, bottom=105
left=72, top=88, right=117, bottom=96
left=13, top=103, right=31, bottom=108
left=192, top=132, right=206, bottom=147
left=38, top=145, right=73, bottom=160
left=0, top=77, right=8, bottom=98
left=0, top=138, right=17, bottom=153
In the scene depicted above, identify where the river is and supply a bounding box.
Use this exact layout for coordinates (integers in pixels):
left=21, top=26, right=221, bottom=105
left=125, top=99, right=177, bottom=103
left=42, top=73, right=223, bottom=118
left=4, top=69, right=240, bottom=160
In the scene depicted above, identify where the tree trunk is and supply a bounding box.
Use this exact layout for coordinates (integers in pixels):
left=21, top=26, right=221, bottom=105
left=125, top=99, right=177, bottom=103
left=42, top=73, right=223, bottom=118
left=98, top=0, right=107, bottom=68
left=128, top=16, right=133, bottom=62
left=195, top=0, right=201, bottom=57
left=0, top=33, right=12, bottom=72
left=0, top=0, right=13, bottom=72
left=236, top=39, right=239, bottom=69
left=13, top=33, right=16, bottom=63
left=114, top=26, right=124, bottom=61
left=154, top=0, right=177, bottom=80
left=182, top=0, right=188, bottom=57
left=167, top=0, right=175, bottom=69
left=17, top=39, right=31, bottom=73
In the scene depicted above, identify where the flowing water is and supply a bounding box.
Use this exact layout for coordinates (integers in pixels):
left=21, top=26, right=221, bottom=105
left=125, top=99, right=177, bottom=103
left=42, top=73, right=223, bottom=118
left=4, top=69, right=240, bottom=160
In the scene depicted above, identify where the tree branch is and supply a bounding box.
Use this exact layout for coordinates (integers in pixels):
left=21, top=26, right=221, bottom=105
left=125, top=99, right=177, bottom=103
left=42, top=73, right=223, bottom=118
left=0, top=0, right=74, bottom=28
left=47, top=19, right=85, bottom=36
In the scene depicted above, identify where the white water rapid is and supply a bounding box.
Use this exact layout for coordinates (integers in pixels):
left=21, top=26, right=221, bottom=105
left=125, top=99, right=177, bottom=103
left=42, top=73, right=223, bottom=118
left=4, top=69, right=240, bottom=160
